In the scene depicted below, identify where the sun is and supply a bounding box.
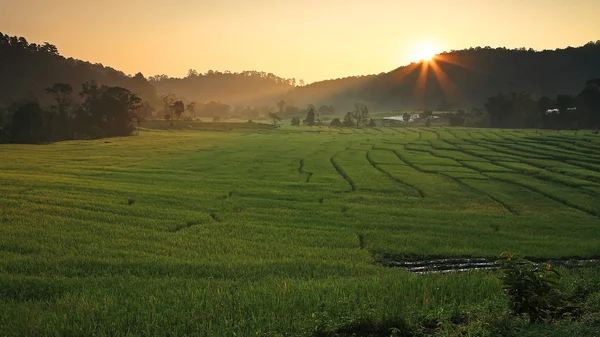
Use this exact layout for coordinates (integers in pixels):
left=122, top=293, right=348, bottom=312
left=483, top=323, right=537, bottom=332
left=413, top=42, right=438, bottom=62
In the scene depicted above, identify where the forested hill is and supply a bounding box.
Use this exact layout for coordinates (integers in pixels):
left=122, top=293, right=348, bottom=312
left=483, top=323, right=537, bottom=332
left=2, top=30, right=599, bottom=112
left=149, top=70, right=295, bottom=107
left=290, top=42, right=600, bottom=110
left=0, top=32, right=160, bottom=107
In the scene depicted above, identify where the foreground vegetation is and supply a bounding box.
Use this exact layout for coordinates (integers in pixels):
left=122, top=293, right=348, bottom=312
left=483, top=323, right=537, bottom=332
left=1, top=125, right=599, bottom=336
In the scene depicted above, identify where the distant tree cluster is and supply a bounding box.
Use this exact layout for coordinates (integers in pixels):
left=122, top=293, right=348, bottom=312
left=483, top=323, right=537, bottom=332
left=0, top=82, right=143, bottom=144
left=342, top=103, right=373, bottom=127
left=150, top=70, right=300, bottom=108
left=448, top=80, right=600, bottom=129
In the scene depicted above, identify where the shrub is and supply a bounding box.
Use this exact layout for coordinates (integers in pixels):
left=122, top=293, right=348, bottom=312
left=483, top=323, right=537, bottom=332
left=498, top=253, right=565, bottom=323
left=291, top=117, right=300, bottom=126
left=329, top=118, right=342, bottom=127
left=87, top=126, right=107, bottom=140
left=213, top=116, right=221, bottom=122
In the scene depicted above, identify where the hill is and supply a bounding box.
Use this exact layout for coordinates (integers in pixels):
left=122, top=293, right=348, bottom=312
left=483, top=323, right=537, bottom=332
left=2, top=31, right=599, bottom=115
left=0, top=32, right=160, bottom=107
left=290, top=42, right=600, bottom=110
left=150, top=70, right=294, bottom=108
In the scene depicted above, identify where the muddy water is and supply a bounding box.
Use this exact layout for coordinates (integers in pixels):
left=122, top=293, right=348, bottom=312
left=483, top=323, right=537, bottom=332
left=382, top=257, right=598, bottom=274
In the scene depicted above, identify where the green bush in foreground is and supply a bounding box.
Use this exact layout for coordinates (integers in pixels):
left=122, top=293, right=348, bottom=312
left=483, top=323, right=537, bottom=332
left=499, top=253, right=580, bottom=324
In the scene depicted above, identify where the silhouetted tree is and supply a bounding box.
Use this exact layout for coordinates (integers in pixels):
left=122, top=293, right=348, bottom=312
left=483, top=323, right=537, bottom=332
left=9, top=100, right=45, bottom=143
left=186, top=102, right=196, bottom=118
left=343, top=112, right=354, bottom=127
left=291, top=117, right=300, bottom=126
left=172, top=101, right=185, bottom=120
left=78, top=83, right=141, bottom=137
left=330, top=118, right=342, bottom=127
left=351, top=103, right=369, bottom=126
left=304, top=106, right=316, bottom=126
left=45, top=83, right=73, bottom=119
left=579, top=79, right=600, bottom=128
left=45, top=82, right=73, bottom=140
left=268, top=112, right=281, bottom=125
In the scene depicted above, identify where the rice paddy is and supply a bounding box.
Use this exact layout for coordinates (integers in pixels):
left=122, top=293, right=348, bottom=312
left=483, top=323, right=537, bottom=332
left=1, top=125, right=599, bottom=336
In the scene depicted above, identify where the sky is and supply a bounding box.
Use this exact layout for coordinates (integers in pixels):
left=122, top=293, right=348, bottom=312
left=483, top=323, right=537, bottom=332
left=1, top=0, right=599, bottom=83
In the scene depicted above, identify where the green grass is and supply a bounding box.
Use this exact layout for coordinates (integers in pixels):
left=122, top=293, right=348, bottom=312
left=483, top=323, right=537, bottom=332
left=0, top=125, right=599, bottom=336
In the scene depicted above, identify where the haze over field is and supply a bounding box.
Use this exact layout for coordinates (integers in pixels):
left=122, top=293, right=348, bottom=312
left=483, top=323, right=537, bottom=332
left=2, top=0, right=600, bottom=82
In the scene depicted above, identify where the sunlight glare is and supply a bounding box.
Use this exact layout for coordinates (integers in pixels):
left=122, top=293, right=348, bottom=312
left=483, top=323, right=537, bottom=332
left=413, top=41, right=438, bottom=62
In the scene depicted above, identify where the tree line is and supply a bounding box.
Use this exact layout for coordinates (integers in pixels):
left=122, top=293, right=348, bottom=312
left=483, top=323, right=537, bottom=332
left=447, top=80, right=600, bottom=130
left=0, top=82, right=143, bottom=143
left=288, top=103, right=374, bottom=128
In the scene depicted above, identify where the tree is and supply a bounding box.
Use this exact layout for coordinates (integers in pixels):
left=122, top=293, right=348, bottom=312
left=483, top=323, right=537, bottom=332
left=368, top=118, right=376, bottom=127
left=172, top=101, right=185, bottom=120
left=187, top=69, right=198, bottom=77
left=9, top=100, right=45, bottom=143
left=45, top=82, right=73, bottom=140
left=578, top=80, right=600, bottom=128
left=304, top=106, right=316, bottom=126
left=484, top=93, right=512, bottom=128
left=268, top=112, right=281, bottom=125
left=164, top=113, right=171, bottom=121
left=45, top=83, right=73, bottom=119
left=78, top=83, right=141, bottom=137
left=186, top=102, right=196, bottom=118
left=351, top=103, right=369, bottom=126
left=161, top=94, right=176, bottom=117
left=318, top=105, right=334, bottom=115
left=291, top=117, right=300, bottom=126
left=420, top=110, right=433, bottom=120
left=448, top=110, right=466, bottom=126
left=343, top=112, right=354, bottom=127
left=402, top=112, right=411, bottom=122
left=330, top=118, right=342, bottom=127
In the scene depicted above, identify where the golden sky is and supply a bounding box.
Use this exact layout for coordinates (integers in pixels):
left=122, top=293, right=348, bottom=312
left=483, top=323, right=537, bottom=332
left=1, top=0, right=599, bottom=83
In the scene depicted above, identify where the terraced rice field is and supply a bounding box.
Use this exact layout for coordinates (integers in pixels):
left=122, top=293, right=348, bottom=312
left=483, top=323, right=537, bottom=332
left=1, top=125, right=599, bottom=336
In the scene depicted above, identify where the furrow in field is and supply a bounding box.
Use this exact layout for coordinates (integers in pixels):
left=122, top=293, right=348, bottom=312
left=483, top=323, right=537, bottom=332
left=329, top=153, right=356, bottom=192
